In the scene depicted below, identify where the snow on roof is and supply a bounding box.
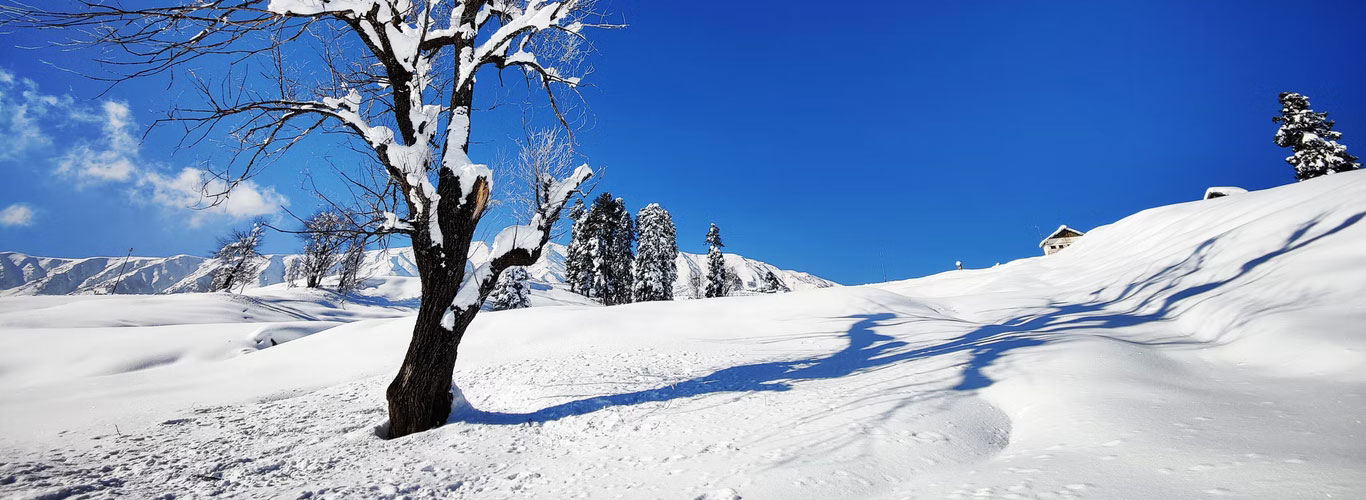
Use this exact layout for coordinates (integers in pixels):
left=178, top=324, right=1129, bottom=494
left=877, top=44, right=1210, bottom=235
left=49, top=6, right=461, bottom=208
left=1039, top=225, right=1085, bottom=247
left=1203, top=186, right=1248, bottom=199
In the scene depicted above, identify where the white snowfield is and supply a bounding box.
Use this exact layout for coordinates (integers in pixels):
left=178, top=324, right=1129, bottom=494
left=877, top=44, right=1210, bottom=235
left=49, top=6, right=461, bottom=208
left=2, top=172, right=1365, bottom=499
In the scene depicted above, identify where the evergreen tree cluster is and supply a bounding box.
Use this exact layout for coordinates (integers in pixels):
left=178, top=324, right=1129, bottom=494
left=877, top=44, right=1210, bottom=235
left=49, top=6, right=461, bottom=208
left=565, top=194, right=685, bottom=305
left=566, top=193, right=636, bottom=305
left=1274, top=92, right=1360, bottom=181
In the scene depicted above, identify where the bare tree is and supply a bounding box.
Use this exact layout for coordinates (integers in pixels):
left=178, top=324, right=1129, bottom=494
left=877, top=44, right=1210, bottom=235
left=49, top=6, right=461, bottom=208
left=298, top=210, right=349, bottom=288
left=335, top=237, right=368, bottom=295
left=210, top=220, right=266, bottom=294
left=284, top=258, right=302, bottom=288
left=11, top=0, right=611, bottom=438
left=504, top=128, right=576, bottom=222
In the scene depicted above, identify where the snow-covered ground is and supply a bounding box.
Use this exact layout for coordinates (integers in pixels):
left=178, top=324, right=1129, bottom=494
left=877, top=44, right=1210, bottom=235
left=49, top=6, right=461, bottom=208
left=2, top=172, right=1365, bottom=499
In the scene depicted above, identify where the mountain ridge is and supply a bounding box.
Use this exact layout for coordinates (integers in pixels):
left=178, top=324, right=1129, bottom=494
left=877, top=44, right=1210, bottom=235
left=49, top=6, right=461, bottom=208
left=0, top=242, right=838, bottom=297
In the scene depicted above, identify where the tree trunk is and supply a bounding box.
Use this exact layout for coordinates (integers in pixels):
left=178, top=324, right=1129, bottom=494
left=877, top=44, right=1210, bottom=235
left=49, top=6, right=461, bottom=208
left=385, top=285, right=465, bottom=438
left=384, top=169, right=481, bottom=438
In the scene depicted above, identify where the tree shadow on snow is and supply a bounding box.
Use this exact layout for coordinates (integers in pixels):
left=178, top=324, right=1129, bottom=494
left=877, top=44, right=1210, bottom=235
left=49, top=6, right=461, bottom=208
left=454, top=211, right=1364, bottom=425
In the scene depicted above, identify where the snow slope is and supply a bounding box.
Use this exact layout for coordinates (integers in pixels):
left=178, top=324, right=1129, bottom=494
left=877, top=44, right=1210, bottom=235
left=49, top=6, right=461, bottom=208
left=0, top=242, right=836, bottom=298
left=1, top=172, right=1364, bottom=499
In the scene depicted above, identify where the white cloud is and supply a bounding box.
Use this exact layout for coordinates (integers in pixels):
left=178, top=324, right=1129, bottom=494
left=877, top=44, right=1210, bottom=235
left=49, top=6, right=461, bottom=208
left=0, top=203, right=36, bottom=227
left=56, top=101, right=139, bottom=184
left=0, top=68, right=289, bottom=224
left=140, top=168, right=289, bottom=227
left=0, top=69, right=71, bottom=160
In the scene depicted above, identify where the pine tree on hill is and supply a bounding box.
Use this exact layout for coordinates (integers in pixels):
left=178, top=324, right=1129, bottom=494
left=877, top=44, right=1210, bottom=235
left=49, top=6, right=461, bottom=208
left=704, top=223, right=728, bottom=298
left=633, top=203, right=678, bottom=302
left=760, top=269, right=789, bottom=293
left=1274, top=92, right=1360, bottom=181
left=488, top=267, right=532, bottom=311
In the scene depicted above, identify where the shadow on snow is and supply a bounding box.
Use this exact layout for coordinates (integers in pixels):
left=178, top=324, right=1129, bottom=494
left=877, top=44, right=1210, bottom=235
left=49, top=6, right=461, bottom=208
left=454, top=211, right=1363, bottom=425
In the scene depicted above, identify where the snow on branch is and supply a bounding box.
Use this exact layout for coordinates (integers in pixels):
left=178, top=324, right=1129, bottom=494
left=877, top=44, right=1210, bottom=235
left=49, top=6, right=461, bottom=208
left=442, top=162, right=591, bottom=320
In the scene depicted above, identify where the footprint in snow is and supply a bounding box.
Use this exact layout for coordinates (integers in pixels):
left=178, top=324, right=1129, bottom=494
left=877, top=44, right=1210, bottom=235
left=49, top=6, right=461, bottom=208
left=694, top=488, right=741, bottom=500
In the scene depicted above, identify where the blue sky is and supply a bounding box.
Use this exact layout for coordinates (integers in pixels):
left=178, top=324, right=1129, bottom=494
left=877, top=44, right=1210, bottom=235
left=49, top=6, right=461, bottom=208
left=1, top=0, right=1363, bottom=285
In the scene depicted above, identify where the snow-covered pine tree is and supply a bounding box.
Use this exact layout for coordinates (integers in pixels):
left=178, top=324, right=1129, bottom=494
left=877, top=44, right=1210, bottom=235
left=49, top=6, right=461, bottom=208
left=704, top=223, right=728, bottom=298
left=564, top=199, right=593, bottom=296
left=298, top=210, right=350, bottom=288
left=585, top=193, right=612, bottom=302
left=584, top=194, right=635, bottom=305
left=488, top=267, right=532, bottom=311
left=760, top=269, right=789, bottom=293
left=210, top=220, right=266, bottom=294
left=608, top=197, right=636, bottom=305
left=1274, top=92, right=1360, bottom=181
left=632, top=203, right=678, bottom=302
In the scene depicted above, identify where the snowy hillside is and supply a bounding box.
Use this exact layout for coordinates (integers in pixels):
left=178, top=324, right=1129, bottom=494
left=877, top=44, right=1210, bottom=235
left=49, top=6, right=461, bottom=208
left=0, top=243, right=836, bottom=298
left=2, top=172, right=1364, bottom=499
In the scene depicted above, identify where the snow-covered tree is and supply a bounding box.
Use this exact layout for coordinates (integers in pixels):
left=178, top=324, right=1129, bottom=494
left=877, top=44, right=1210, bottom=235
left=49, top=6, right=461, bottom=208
left=488, top=267, right=531, bottom=310
left=335, top=239, right=367, bottom=296
left=704, top=223, right=728, bottom=298
left=608, top=197, right=635, bottom=305
left=210, top=221, right=265, bottom=294
left=1274, top=92, right=1360, bottom=181
left=298, top=211, right=350, bottom=288
left=564, top=199, right=592, bottom=295
left=632, top=203, right=677, bottom=302
left=759, top=269, right=789, bottom=293
left=284, top=259, right=302, bottom=288
left=582, top=193, right=634, bottom=305
left=24, top=0, right=608, bottom=438
left=687, top=271, right=703, bottom=299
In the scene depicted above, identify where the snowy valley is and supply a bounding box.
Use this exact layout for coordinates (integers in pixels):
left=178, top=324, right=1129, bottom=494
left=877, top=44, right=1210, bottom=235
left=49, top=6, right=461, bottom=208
left=1, top=170, right=1363, bottom=499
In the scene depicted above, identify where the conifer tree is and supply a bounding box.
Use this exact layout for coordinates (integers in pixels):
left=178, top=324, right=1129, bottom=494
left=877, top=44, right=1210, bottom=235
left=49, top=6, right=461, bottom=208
left=605, top=197, right=636, bottom=305
left=1274, top=92, right=1360, bottom=181
left=584, top=193, right=635, bottom=305
left=633, top=203, right=678, bottom=302
left=564, top=199, right=593, bottom=295
left=704, top=223, right=728, bottom=298
left=488, top=267, right=532, bottom=311
left=760, top=269, right=789, bottom=293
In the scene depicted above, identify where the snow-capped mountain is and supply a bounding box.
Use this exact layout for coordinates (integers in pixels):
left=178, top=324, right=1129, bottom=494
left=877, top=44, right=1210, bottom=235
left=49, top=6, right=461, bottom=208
left=0, top=243, right=837, bottom=297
